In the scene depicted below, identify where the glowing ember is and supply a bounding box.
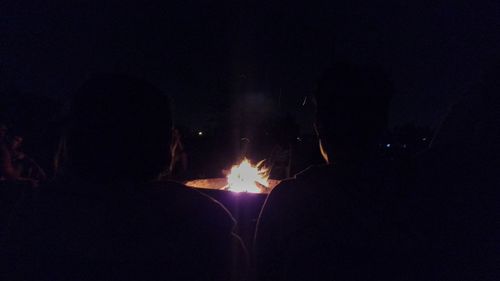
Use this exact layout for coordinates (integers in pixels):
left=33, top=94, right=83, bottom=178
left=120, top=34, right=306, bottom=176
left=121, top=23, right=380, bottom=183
left=226, top=158, right=269, bottom=193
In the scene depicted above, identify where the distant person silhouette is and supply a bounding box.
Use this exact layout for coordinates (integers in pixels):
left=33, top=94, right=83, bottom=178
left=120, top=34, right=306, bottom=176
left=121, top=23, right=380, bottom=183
left=0, top=125, right=37, bottom=186
left=1, top=74, right=245, bottom=281
left=8, top=135, right=46, bottom=182
left=255, top=62, right=396, bottom=281
left=0, top=124, right=16, bottom=181
left=0, top=123, right=23, bottom=237
left=168, top=127, right=188, bottom=180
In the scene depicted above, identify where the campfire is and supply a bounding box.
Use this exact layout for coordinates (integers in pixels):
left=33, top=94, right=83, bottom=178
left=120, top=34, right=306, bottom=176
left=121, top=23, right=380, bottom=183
left=185, top=158, right=280, bottom=194
left=226, top=158, right=269, bottom=193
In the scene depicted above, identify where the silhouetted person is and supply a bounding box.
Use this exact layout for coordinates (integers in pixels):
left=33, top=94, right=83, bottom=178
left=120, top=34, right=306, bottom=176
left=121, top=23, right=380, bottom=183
left=1, top=75, right=246, bottom=281
left=255, top=62, right=395, bottom=281
left=9, top=135, right=46, bottom=182
left=0, top=124, right=16, bottom=182
left=0, top=125, right=38, bottom=187
left=0, top=124, right=24, bottom=237
left=168, top=127, right=188, bottom=180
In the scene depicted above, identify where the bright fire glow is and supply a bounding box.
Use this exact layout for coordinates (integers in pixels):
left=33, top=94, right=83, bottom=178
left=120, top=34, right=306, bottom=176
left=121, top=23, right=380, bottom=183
left=226, top=158, right=269, bottom=193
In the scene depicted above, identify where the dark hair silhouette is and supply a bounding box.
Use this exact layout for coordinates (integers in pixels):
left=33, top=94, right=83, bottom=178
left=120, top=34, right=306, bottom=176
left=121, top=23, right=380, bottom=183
left=314, top=62, right=393, bottom=163
left=61, top=74, right=172, bottom=183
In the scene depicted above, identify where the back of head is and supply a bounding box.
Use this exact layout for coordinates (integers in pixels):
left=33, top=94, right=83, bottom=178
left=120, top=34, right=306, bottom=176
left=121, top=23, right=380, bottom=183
left=63, top=74, right=172, bottom=183
left=315, top=62, right=393, bottom=162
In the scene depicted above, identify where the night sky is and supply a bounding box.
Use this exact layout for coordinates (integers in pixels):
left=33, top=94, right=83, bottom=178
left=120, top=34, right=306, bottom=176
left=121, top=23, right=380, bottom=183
left=1, top=0, right=499, bottom=131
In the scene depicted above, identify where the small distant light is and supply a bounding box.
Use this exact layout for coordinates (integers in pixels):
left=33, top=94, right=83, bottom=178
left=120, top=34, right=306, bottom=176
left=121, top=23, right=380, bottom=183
left=386, top=143, right=391, bottom=148
left=198, top=131, right=203, bottom=136
left=422, top=137, right=427, bottom=141
left=402, top=144, right=407, bottom=148
left=296, top=137, right=302, bottom=142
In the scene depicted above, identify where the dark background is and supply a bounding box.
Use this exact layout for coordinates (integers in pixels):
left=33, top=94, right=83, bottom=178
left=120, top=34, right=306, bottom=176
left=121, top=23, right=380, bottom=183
left=1, top=0, right=499, bottom=177
left=2, top=0, right=499, bottom=128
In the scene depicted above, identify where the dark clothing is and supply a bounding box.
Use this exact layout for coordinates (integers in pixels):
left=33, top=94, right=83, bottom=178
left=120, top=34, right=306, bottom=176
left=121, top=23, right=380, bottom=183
left=255, top=161, right=404, bottom=281
left=1, top=180, right=245, bottom=281
left=256, top=148, right=498, bottom=280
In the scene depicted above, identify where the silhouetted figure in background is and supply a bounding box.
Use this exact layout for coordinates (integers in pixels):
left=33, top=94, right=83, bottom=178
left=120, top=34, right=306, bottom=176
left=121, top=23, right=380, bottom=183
left=255, top=62, right=395, bottom=281
left=0, top=125, right=38, bottom=186
left=168, top=127, right=188, bottom=180
left=1, top=75, right=245, bottom=281
left=9, top=135, right=46, bottom=182
left=0, top=123, right=21, bottom=236
left=0, top=124, right=16, bottom=182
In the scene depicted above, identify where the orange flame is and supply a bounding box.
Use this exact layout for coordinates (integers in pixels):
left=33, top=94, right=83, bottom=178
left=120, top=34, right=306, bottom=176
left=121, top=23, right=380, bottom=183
left=226, top=158, right=269, bottom=193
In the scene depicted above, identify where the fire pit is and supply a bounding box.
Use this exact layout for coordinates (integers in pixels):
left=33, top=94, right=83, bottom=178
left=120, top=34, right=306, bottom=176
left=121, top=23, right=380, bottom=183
left=184, top=178, right=280, bottom=194
left=185, top=158, right=280, bottom=194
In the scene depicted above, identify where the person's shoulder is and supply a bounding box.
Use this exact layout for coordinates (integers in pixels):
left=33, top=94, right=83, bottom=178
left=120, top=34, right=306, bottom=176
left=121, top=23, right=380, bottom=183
left=148, top=180, right=236, bottom=229
left=271, top=165, right=330, bottom=195
left=294, top=164, right=332, bottom=181
left=148, top=180, right=198, bottom=195
left=265, top=165, right=330, bottom=208
left=148, top=180, right=222, bottom=205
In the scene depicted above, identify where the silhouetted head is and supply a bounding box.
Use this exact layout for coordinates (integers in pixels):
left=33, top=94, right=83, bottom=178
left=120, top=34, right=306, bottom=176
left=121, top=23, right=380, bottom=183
left=9, top=135, right=23, bottom=151
left=63, top=74, right=172, bottom=183
left=314, top=62, right=392, bottom=164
